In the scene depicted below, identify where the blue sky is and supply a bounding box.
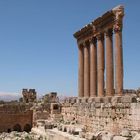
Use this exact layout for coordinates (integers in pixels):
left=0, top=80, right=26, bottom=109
left=0, top=0, right=140, bottom=97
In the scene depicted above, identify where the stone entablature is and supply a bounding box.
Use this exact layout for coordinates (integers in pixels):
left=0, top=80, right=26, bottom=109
left=74, top=5, right=124, bottom=43
left=74, top=5, right=124, bottom=98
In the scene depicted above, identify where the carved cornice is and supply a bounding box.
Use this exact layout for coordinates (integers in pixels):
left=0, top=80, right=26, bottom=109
left=113, top=21, right=123, bottom=33
left=74, top=10, right=114, bottom=41
left=74, top=24, right=93, bottom=41
left=74, top=5, right=124, bottom=42
left=112, top=5, right=124, bottom=33
left=112, top=5, right=124, bottom=22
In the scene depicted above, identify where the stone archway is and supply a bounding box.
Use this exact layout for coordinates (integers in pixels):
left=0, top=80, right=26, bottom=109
left=13, top=124, right=22, bottom=132
left=23, top=124, right=31, bottom=132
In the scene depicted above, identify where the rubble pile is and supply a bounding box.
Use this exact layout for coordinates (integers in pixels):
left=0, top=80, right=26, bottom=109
left=0, top=131, right=44, bottom=140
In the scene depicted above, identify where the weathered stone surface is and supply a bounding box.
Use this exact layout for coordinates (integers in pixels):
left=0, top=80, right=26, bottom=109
left=62, top=95, right=140, bottom=135
left=131, top=131, right=139, bottom=138
left=111, top=96, right=122, bottom=106
left=132, top=134, right=140, bottom=140
left=88, top=98, right=95, bottom=103
left=79, top=131, right=86, bottom=138
left=81, top=98, right=88, bottom=103
left=85, top=133, right=96, bottom=140
left=0, top=104, right=33, bottom=133
left=113, top=136, right=130, bottom=140
left=0, top=131, right=44, bottom=140
left=121, top=96, right=133, bottom=103
left=120, top=129, right=131, bottom=137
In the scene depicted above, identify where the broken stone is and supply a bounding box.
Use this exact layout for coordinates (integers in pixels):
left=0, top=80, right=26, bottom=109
left=120, top=129, right=131, bottom=137
left=113, top=136, right=130, bottom=140
left=132, top=134, right=140, bottom=140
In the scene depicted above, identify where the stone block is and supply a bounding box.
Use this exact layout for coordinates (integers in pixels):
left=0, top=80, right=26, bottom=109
left=91, top=103, right=95, bottom=109
left=131, top=131, right=139, bottom=138
left=100, top=97, right=104, bottom=103
left=88, top=97, right=95, bottom=103
left=113, top=136, right=130, bottom=140
left=111, top=96, right=122, bottom=106
left=103, top=97, right=112, bottom=104
left=79, top=131, right=85, bottom=138
left=132, top=134, right=140, bottom=140
left=94, top=97, right=101, bottom=103
left=85, top=133, right=96, bottom=140
left=131, top=97, right=137, bottom=103
left=116, top=103, right=124, bottom=108
left=81, top=98, right=88, bottom=103
left=121, top=96, right=132, bottom=103
left=120, top=129, right=131, bottom=137
left=62, top=125, right=67, bottom=132
left=72, top=127, right=82, bottom=135
left=71, top=98, right=77, bottom=104
left=45, top=124, right=53, bottom=129
left=65, top=98, right=70, bottom=103
left=95, top=103, right=101, bottom=108
left=76, top=98, right=82, bottom=103
left=124, top=103, right=131, bottom=108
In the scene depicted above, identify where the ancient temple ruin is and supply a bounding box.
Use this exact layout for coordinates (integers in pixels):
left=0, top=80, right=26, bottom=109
left=74, top=5, right=124, bottom=98
left=61, top=5, right=140, bottom=137
left=22, top=89, right=37, bottom=103
left=0, top=5, right=140, bottom=140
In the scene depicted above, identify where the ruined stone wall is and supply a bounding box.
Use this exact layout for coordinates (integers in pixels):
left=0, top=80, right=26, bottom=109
left=0, top=104, right=33, bottom=132
left=61, top=94, right=140, bottom=135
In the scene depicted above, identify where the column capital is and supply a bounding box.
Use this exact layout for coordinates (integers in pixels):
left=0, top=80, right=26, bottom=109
left=89, top=37, right=97, bottom=45
left=82, top=42, right=87, bottom=48
left=83, top=41, right=91, bottom=48
left=78, top=43, right=83, bottom=49
left=105, top=29, right=113, bottom=37
left=96, top=33, right=104, bottom=41
left=113, top=21, right=123, bottom=33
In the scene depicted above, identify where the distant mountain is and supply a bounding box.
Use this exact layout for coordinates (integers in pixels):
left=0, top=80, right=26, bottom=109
left=0, top=92, right=21, bottom=101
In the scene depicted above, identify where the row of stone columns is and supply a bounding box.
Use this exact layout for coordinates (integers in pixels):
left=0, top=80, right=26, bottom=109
left=78, top=28, right=123, bottom=97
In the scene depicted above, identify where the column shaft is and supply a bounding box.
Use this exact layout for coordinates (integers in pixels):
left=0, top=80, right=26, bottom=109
left=106, top=29, right=114, bottom=96
left=90, top=38, right=97, bottom=97
left=97, top=34, right=104, bottom=97
left=78, top=45, right=84, bottom=97
left=84, top=43, right=90, bottom=97
left=114, top=30, right=123, bottom=95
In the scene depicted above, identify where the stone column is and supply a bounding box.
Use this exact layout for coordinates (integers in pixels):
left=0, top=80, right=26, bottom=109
left=114, top=26, right=123, bottom=96
left=105, top=29, right=114, bottom=96
left=84, top=42, right=90, bottom=97
left=78, top=45, right=84, bottom=97
left=90, top=38, right=97, bottom=97
left=113, top=5, right=124, bottom=95
left=97, top=34, right=104, bottom=97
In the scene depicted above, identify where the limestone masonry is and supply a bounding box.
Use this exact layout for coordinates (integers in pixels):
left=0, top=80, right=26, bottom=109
left=0, top=5, right=140, bottom=140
